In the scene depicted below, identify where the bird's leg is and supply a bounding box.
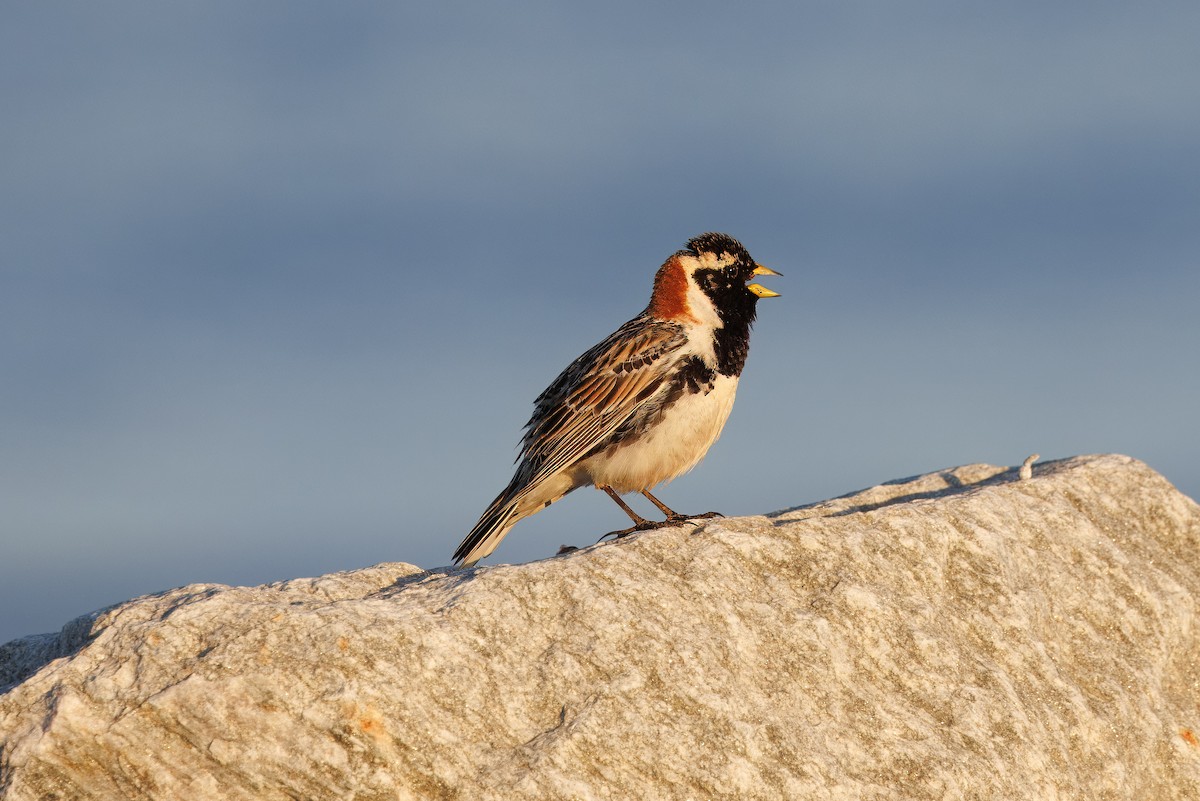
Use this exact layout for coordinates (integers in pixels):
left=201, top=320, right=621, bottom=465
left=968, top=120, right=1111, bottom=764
left=599, top=485, right=661, bottom=540
left=602, top=486, right=652, bottom=526
left=640, top=489, right=723, bottom=525
left=639, top=489, right=679, bottom=518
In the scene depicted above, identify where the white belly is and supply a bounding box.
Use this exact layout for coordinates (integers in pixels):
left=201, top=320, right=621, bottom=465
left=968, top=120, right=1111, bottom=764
left=582, top=375, right=739, bottom=494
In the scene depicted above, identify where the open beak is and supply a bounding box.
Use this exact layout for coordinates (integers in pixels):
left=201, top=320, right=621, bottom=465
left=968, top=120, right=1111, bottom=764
left=747, top=263, right=782, bottom=298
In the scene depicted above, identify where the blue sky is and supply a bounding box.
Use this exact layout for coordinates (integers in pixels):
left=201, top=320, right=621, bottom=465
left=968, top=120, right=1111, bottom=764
left=3, top=2, right=1198, bottom=644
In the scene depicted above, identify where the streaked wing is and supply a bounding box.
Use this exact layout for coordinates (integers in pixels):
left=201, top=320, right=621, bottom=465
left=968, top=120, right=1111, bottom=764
left=517, top=315, right=686, bottom=485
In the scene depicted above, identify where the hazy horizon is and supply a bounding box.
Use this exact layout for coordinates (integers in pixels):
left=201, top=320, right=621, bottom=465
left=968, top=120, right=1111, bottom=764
left=3, top=2, right=1198, bottom=644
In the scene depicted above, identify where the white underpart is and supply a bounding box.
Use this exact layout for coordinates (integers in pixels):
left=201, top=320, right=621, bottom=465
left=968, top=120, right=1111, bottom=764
left=582, top=374, right=739, bottom=494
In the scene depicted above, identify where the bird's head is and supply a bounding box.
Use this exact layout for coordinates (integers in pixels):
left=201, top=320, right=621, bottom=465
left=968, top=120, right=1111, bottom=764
left=649, top=232, right=780, bottom=327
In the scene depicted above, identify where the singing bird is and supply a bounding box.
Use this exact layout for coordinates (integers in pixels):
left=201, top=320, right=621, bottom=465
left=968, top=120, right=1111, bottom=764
left=453, top=233, right=779, bottom=566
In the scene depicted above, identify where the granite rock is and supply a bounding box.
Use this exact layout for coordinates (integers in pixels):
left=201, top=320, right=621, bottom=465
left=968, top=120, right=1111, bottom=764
left=2, top=454, right=1199, bottom=800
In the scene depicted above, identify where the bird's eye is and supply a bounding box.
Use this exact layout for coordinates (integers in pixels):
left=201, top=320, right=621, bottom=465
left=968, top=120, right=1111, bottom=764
left=723, top=263, right=738, bottom=278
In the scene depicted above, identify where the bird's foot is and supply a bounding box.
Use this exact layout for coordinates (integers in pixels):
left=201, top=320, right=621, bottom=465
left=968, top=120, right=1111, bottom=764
left=599, top=512, right=723, bottom=541
left=598, top=518, right=668, bottom=542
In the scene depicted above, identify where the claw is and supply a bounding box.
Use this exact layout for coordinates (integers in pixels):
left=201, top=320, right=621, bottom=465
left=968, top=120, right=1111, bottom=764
left=598, top=519, right=665, bottom=542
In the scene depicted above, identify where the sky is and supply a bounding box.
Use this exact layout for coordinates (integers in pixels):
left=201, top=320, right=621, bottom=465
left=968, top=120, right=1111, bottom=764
left=2, top=2, right=1198, bottom=645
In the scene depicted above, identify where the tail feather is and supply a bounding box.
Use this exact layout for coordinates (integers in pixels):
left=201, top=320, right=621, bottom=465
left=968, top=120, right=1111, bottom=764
left=453, top=489, right=521, bottom=567
left=453, top=472, right=576, bottom=566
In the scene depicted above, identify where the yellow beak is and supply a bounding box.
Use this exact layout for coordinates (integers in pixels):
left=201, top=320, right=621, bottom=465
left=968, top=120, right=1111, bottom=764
left=748, top=263, right=781, bottom=297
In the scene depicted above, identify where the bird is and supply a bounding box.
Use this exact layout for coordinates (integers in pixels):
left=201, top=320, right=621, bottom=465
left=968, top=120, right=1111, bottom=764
left=452, top=232, right=780, bottom=567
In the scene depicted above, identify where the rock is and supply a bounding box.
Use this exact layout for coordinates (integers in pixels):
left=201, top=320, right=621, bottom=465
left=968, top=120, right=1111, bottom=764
left=2, top=454, right=1199, bottom=800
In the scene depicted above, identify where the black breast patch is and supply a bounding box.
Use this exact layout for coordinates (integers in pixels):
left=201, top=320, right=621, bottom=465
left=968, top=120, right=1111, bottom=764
left=675, top=355, right=716, bottom=395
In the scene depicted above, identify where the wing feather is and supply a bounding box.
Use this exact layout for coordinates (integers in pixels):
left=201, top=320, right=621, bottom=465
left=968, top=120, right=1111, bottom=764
left=516, top=315, right=686, bottom=488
